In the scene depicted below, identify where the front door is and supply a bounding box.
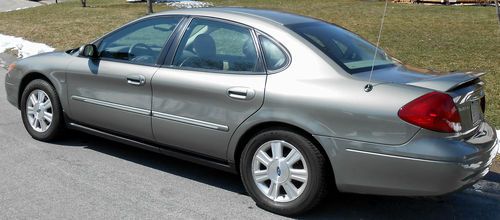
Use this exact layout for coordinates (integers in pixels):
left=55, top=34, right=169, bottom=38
left=152, top=18, right=267, bottom=159
left=67, top=16, right=182, bottom=140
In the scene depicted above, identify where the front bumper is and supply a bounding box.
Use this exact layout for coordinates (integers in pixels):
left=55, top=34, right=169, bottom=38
left=315, top=121, right=498, bottom=196
left=4, top=72, right=18, bottom=108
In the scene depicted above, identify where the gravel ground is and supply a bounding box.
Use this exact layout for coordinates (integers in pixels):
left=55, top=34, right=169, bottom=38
left=0, top=66, right=499, bottom=219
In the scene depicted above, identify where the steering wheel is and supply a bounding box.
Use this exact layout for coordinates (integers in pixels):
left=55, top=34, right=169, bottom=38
left=128, top=43, right=153, bottom=59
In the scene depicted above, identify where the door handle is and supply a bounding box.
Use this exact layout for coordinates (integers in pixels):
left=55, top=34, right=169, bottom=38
left=127, top=74, right=146, bottom=86
left=227, top=87, right=255, bottom=100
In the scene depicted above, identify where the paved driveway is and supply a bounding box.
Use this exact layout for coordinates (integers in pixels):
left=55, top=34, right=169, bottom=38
left=0, top=67, right=499, bottom=219
left=0, top=0, right=41, bottom=12
left=0, top=0, right=60, bottom=12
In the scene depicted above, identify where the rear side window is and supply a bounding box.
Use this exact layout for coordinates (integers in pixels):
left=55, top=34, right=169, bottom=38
left=172, top=18, right=259, bottom=73
left=287, top=22, right=395, bottom=74
left=259, top=36, right=288, bottom=71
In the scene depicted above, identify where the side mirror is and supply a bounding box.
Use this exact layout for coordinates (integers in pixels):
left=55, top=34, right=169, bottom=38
left=79, top=44, right=99, bottom=58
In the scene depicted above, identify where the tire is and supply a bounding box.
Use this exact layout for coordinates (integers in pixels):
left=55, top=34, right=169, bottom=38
left=240, top=128, right=329, bottom=216
left=20, top=79, right=64, bottom=141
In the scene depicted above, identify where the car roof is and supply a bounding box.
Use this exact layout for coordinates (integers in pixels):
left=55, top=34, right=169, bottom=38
left=156, top=7, right=319, bottom=26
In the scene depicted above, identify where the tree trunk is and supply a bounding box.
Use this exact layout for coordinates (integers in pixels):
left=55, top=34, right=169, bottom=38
left=81, top=0, right=87, bottom=7
left=147, top=0, right=153, bottom=14
left=495, top=0, right=500, bottom=30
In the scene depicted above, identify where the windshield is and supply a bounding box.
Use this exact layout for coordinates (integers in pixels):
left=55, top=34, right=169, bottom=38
left=287, top=22, right=395, bottom=74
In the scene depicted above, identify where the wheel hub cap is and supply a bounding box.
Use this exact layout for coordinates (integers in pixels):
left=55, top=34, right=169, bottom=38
left=268, top=159, right=290, bottom=183
left=251, top=140, right=309, bottom=203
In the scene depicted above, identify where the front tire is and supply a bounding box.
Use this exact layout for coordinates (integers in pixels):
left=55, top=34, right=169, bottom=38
left=240, top=128, right=329, bottom=216
left=20, top=79, right=64, bottom=141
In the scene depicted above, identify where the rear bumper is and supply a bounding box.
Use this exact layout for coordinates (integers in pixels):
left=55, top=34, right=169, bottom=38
left=315, top=121, right=498, bottom=196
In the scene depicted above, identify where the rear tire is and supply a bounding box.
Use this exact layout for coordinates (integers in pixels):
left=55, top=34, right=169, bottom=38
left=20, top=79, right=64, bottom=141
left=240, top=128, right=329, bottom=216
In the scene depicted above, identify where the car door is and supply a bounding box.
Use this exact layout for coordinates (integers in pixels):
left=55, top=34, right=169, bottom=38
left=152, top=17, right=267, bottom=159
left=67, top=16, right=182, bottom=140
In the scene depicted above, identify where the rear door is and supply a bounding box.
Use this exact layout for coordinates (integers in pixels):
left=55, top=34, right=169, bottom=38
left=151, top=17, right=267, bottom=159
left=67, top=16, right=182, bottom=140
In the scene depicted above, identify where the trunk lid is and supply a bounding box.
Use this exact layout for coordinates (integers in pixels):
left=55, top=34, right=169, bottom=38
left=354, top=65, right=486, bottom=135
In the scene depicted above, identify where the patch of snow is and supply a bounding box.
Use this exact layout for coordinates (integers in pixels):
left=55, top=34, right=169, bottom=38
left=3, top=6, right=35, bottom=12
left=472, top=179, right=500, bottom=195
left=0, top=34, right=54, bottom=58
left=497, top=130, right=499, bottom=155
left=156, top=0, right=214, bottom=8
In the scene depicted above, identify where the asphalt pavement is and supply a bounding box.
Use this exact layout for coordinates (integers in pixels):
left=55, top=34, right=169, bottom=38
left=0, top=67, right=499, bottom=219
left=0, top=0, right=59, bottom=12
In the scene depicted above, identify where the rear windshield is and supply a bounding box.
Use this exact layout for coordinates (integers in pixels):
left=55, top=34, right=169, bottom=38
left=287, top=22, right=395, bottom=74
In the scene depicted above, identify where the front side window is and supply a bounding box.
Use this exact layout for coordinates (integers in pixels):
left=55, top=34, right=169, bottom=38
left=287, top=22, right=395, bottom=74
left=98, top=17, right=182, bottom=65
left=259, top=36, right=288, bottom=71
left=173, top=18, right=259, bottom=72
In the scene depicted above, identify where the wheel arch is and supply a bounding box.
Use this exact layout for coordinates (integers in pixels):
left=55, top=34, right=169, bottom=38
left=17, top=72, right=65, bottom=112
left=230, top=121, right=336, bottom=187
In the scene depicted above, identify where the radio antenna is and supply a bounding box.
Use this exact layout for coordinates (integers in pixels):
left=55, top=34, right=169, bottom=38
left=365, top=0, right=389, bottom=92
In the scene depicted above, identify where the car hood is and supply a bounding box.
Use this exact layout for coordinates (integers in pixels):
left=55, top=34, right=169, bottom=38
left=14, top=51, right=74, bottom=78
left=16, top=51, right=71, bottom=66
left=353, top=65, right=483, bottom=92
left=23, top=51, right=68, bottom=59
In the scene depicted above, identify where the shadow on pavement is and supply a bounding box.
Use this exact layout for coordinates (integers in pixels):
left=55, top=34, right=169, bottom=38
left=52, top=130, right=247, bottom=195
left=53, top=130, right=500, bottom=219
left=304, top=179, right=499, bottom=219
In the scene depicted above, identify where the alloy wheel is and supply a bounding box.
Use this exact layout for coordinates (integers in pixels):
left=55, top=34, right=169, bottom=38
left=26, top=89, right=53, bottom=133
left=251, top=140, right=309, bottom=202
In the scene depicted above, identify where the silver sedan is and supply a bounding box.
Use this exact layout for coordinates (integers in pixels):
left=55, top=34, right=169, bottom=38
left=4, top=8, right=498, bottom=215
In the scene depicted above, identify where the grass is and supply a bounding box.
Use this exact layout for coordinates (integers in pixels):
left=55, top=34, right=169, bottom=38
left=0, top=0, right=498, bottom=128
left=0, top=0, right=172, bottom=50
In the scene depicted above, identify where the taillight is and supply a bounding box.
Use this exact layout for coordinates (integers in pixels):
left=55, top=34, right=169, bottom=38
left=398, top=91, right=462, bottom=133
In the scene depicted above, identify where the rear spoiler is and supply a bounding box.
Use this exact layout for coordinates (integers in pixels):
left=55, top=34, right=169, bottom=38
left=447, top=72, right=486, bottom=92
left=406, top=71, right=486, bottom=92
left=468, top=71, right=486, bottom=78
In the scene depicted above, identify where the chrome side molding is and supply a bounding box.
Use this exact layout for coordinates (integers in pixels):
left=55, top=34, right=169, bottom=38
left=152, top=111, right=229, bottom=132
left=71, top=96, right=229, bottom=132
left=71, top=96, right=151, bottom=116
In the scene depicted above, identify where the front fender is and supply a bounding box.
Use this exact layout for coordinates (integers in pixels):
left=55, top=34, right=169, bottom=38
left=12, top=52, right=73, bottom=112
